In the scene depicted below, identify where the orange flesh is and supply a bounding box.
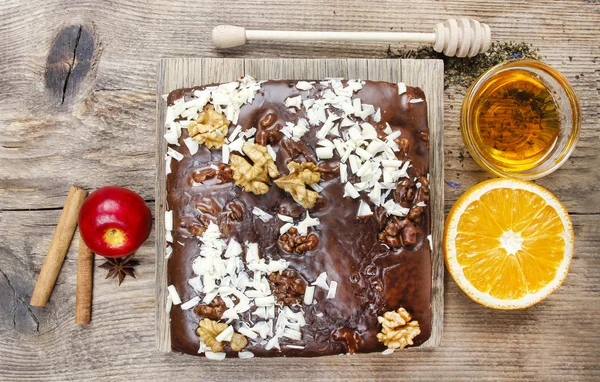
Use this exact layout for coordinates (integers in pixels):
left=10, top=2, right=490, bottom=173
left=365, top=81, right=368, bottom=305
left=103, top=228, right=127, bottom=248
left=455, top=187, right=565, bottom=299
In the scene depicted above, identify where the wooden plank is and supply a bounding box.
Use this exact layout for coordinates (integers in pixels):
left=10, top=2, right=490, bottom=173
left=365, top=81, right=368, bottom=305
left=1, top=0, right=599, bottom=379
left=366, top=59, right=402, bottom=83
left=346, top=59, right=369, bottom=79
left=156, top=58, right=444, bottom=351
left=324, top=59, right=350, bottom=78
left=203, top=58, right=246, bottom=84
left=245, top=58, right=294, bottom=80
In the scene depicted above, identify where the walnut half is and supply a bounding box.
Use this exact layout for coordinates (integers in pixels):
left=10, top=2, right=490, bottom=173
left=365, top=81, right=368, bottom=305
left=197, top=318, right=228, bottom=352
left=268, top=268, right=307, bottom=306
left=196, top=318, right=248, bottom=353
left=230, top=333, right=248, bottom=352
left=274, top=161, right=320, bottom=209
left=188, top=106, right=230, bottom=149
left=279, top=227, right=319, bottom=253
left=376, top=307, right=421, bottom=349
left=378, top=216, right=421, bottom=249
left=230, top=142, right=279, bottom=195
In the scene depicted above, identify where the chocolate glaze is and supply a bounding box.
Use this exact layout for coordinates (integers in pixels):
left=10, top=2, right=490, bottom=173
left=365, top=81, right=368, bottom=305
left=166, top=80, right=432, bottom=357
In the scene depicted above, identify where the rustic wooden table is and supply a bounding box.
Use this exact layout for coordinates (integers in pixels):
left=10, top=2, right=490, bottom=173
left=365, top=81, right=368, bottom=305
left=1, top=0, right=598, bottom=381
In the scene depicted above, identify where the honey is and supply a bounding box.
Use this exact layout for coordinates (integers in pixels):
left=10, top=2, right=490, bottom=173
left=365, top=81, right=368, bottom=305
left=466, top=69, right=561, bottom=172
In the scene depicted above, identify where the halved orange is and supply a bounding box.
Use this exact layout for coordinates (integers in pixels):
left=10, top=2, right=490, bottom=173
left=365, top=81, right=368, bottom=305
left=444, top=178, right=574, bottom=309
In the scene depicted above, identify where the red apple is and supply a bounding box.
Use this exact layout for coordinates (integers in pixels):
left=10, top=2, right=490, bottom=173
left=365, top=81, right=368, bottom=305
left=79, top=186, right=152, bottom=258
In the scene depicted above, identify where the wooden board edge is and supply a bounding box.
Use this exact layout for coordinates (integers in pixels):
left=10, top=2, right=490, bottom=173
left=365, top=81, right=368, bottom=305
left=155, top=58, right=170, bottom=353
left=430, top=59, right=445, bottom=348
left=155, top=58, right=444, bottom=352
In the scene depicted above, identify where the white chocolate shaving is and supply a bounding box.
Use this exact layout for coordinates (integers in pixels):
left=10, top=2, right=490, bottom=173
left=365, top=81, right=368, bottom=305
left=181, top=296, right=200, bottom=310
left=165, top=155, right=172, bottom=176
left=296, top=81, right=313, bottom=91
left=309, top=183, right=323, bottom=192
left=316, top=146, right=334, bottom=159
left=304, top=286, right=315, bottom=305
left=357, top=200, right=373, bottom=217
left=344, top=182, right=360, bottom=199
left=222, top=144, right=230, bottom=164
left=285, top=95, right=302, bottom=109
left=339, top=162, right=348, bottom=183
left=215, top=325, right=234, bottom=342
left=204, top=351, right=226, bottom=360
left=398, top=82, right=407, bottom=95
left=183, top=137, right=199, bottom=155
left=228, top=137, right=245, bottom=154
left=167, top=147, right=184, bottom=162
left=165, top=210, right=173, bottom=231
left=327, top=281, right=338, bottom=299
left=312, top=272, right=329, bottom=290
left=252, top=207, right=274, bottom=222
left=228, top=124, right=243, bottom=141
left=267, top=144, right=277, bottom=161
left=167, top=285, right=181, bottom=305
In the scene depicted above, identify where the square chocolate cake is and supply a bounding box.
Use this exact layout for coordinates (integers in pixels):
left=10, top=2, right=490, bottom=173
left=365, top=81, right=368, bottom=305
left=163, top=76, right=432, bottom=358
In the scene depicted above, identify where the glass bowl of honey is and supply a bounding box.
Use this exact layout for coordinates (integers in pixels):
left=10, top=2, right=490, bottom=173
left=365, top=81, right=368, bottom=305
left=461, top=59, right=580, bottom=179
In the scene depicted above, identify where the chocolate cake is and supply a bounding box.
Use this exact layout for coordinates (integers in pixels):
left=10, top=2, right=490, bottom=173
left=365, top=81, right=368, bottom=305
left=163, top=77, right=432, bottom=358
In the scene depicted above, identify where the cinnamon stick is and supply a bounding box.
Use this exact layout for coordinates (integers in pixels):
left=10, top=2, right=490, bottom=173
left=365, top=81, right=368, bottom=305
left=30, top=186, right=88, bottom=307
left=75, top=235, right=93, bottom=324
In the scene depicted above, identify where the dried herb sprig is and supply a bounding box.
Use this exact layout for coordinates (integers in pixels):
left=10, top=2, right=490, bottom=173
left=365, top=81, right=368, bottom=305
left=387, top=41, right=542, bottom=88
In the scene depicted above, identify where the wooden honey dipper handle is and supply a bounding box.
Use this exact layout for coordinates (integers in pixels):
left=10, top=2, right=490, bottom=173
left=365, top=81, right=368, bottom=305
left=434, top=19, right=492, bottom=58
left=213, top=18, right=491, bottom=57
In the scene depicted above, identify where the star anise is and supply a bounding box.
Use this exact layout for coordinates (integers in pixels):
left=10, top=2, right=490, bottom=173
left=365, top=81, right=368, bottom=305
left=99, top=255, right=139, bottom=285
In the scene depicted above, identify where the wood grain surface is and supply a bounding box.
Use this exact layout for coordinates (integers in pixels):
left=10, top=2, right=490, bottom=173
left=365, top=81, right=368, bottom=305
left=155, top=57, right=444, bottom=351
left=0, top=0, right=599, bottom=380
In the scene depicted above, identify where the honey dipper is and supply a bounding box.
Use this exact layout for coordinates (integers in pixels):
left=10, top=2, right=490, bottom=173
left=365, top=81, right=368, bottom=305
left=213, top=19, right=491, bottom=57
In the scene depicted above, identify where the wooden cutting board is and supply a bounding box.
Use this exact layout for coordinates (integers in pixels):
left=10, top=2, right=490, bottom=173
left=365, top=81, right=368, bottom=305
left=155, top=58, right=444, bottom=352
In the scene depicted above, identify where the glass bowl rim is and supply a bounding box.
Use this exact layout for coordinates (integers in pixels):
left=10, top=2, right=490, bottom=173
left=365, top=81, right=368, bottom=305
left=460, top=59, right=581, bottom=180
